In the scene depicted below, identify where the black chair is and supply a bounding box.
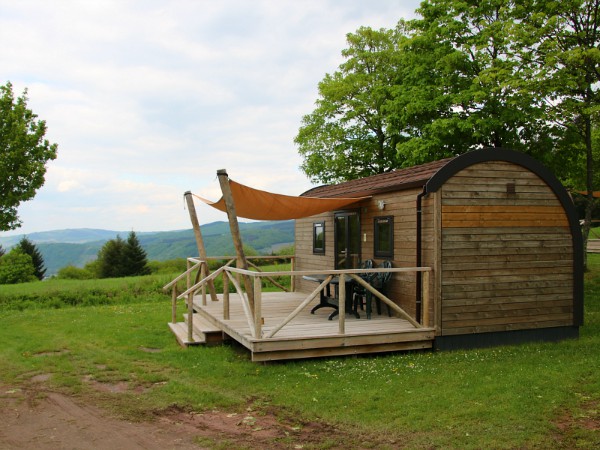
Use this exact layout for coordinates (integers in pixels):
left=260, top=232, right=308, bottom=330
left=366, top=261, right=392, bottom=319
left=371, top=260, right=393, bottom=318
left=352, top=259, right=374, bottom=317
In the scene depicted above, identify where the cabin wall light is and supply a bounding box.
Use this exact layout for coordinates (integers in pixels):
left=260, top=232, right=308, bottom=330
left=377, top=200, right=386, bottom=210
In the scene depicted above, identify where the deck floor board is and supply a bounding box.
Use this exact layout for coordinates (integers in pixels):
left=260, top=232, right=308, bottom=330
left=183, top=291, right=434, bottom=361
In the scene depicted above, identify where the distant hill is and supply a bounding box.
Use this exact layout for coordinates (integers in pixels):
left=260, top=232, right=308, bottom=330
left=0, top=221, right=295, bottom=276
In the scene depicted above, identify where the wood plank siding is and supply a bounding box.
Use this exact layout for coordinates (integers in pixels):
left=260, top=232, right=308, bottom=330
left=293, top=149, right=582, bottom=350
left=295, top=187, right=429, bottom=321
left=438, top=161, right=574, bottom=336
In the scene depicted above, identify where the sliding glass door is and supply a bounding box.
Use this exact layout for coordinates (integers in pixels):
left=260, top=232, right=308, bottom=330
left=334, top=211, right=361, bottom=270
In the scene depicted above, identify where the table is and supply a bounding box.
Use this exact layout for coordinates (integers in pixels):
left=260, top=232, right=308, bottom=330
left=302, top=275, right=360, bottom=320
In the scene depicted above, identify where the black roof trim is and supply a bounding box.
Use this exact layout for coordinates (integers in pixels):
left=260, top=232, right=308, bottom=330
left=426, top=147, right=583, bottom=325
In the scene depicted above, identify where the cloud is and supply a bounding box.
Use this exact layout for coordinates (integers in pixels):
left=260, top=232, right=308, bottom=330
left=0, top=0, right=420, bottom=236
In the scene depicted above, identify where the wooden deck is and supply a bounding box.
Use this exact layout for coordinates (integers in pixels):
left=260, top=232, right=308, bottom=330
left=173, top=292, right=434, bottom=361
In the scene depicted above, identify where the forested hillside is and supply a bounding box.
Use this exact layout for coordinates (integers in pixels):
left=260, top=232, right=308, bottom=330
left=0, top=221, right=294, bottom=276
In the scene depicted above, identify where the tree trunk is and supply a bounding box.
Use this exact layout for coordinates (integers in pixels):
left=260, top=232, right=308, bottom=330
left=582, top=114, right=595, bottom=271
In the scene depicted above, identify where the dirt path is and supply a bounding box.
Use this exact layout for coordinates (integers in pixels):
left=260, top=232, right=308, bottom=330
left=0, top=384, right=355, bottom=449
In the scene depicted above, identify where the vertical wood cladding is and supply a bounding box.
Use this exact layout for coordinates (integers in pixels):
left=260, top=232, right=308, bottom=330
left=439, top=161, right=574, bottom=336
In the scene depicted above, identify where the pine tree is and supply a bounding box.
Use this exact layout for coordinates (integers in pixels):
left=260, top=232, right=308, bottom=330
left=0, top=244, right=5, bottom=258
left=123, top=231, right=150, bottom=276
left=97, top=236, right=126, bottom=278
left=17, top=237, right=46, bottom=280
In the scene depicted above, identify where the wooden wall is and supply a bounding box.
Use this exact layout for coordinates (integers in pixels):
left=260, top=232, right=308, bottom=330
left=295, top=187, right=431, bottom=320
left=438, top=161, right=574, bottom=336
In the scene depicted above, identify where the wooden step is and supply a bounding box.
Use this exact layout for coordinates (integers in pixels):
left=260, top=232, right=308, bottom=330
left=168, top=322, right=205, bottom=347
left=183, top=313, right=224, bottom=345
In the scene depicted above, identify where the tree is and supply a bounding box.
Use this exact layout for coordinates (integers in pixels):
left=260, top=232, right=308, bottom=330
left=17, top=236, right=46, bottom=280
left=0, top=247, right=36, bottom=284
left=517, top=0, right=600, bottom=269
left=0, top=82, right=58, bottom=231
left=95, top=232, right=150, bottom=278
left=122, top=231, right=150, bottom=276
left=295, top=27, right=404, bottom=184
left=0, top=244, right=5, bottom=258
left=390, top=0, right=554, bottom=166
left=97, top=236, right=126, bottom=278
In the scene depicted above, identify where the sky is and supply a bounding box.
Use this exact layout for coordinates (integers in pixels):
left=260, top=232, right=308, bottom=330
left=1, top=0, right=420, bottom=236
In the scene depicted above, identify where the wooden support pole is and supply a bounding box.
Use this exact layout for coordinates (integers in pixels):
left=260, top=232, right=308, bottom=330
left=184, top=191, right=218, bottom=302
left=216, top=169, right=255, bottom=312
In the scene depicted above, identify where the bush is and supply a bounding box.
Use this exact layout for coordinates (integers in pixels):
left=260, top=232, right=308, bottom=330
left=56, top=265, right=93, bottom=280
left=0, top=247, right=37, bottom=284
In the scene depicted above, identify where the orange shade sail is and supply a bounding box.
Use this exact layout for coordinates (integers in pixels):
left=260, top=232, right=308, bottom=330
left=194, top=179, right=368, bottom=221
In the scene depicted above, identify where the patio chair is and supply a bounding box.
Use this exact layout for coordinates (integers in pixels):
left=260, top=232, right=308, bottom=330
left=371, top=260, right=393, bottom=318
left=352, top=259, right=374, bottom=317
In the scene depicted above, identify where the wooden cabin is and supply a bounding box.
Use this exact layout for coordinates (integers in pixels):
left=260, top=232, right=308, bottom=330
left=294, top=148, right=583, bottom=349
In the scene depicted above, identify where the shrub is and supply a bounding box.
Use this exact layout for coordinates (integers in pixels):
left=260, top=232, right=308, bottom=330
left=0, top=247, right=37, bottom=284
left=56, top=265, right=94, bottom=280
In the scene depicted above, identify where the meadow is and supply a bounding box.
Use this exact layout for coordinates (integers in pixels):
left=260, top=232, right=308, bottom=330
left=0, top=256, right=598, bottom=448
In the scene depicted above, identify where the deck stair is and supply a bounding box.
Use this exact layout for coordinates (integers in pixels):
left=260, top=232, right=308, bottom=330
left=168, top=314, right=224, bottom=347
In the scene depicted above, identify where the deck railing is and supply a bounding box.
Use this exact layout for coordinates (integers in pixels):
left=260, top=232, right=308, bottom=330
left=163, top=256, right=295, bottom=342
left=164, top=257, right=431, bottom=341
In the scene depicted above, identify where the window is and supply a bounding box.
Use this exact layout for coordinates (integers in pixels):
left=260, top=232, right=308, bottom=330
left=374, top=216, right=393, bottom=258
left=313, top=221, right=325, bottom=254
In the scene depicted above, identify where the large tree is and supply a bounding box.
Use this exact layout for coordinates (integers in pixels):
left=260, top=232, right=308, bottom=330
left=295, top=27, right=404, bottom=184
left=0, top=82, right=58, bottom=231
left=391, top=0, right=554, bottom=166
left=17, top=236, right=46, bottom=280
left=517, top=0, right=600, bottom=269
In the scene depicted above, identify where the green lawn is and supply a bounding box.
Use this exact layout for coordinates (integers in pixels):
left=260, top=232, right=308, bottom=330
left=0, top=256, right=598, bottom=448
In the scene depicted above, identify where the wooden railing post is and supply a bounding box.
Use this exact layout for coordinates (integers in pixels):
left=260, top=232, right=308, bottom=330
left=422, top=270, right=430, bottom=327
left=171, top=286, right=177, bottom=324
left=254, top=275, right=262, bottom=338
left=290, top=256, right=295, bottom=292
left=338, top=273, right=346, bottom=335
left=187, top=292, right=193, bottom=342
left=201, top=262, right=207, bottom=306
left=223, top=270, right=230, bottom=320
left=186, top=259, right=191, bottom=292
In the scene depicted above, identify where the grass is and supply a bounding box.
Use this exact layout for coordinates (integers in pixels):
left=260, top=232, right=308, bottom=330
left=0, top=256, right=598, bottom=448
